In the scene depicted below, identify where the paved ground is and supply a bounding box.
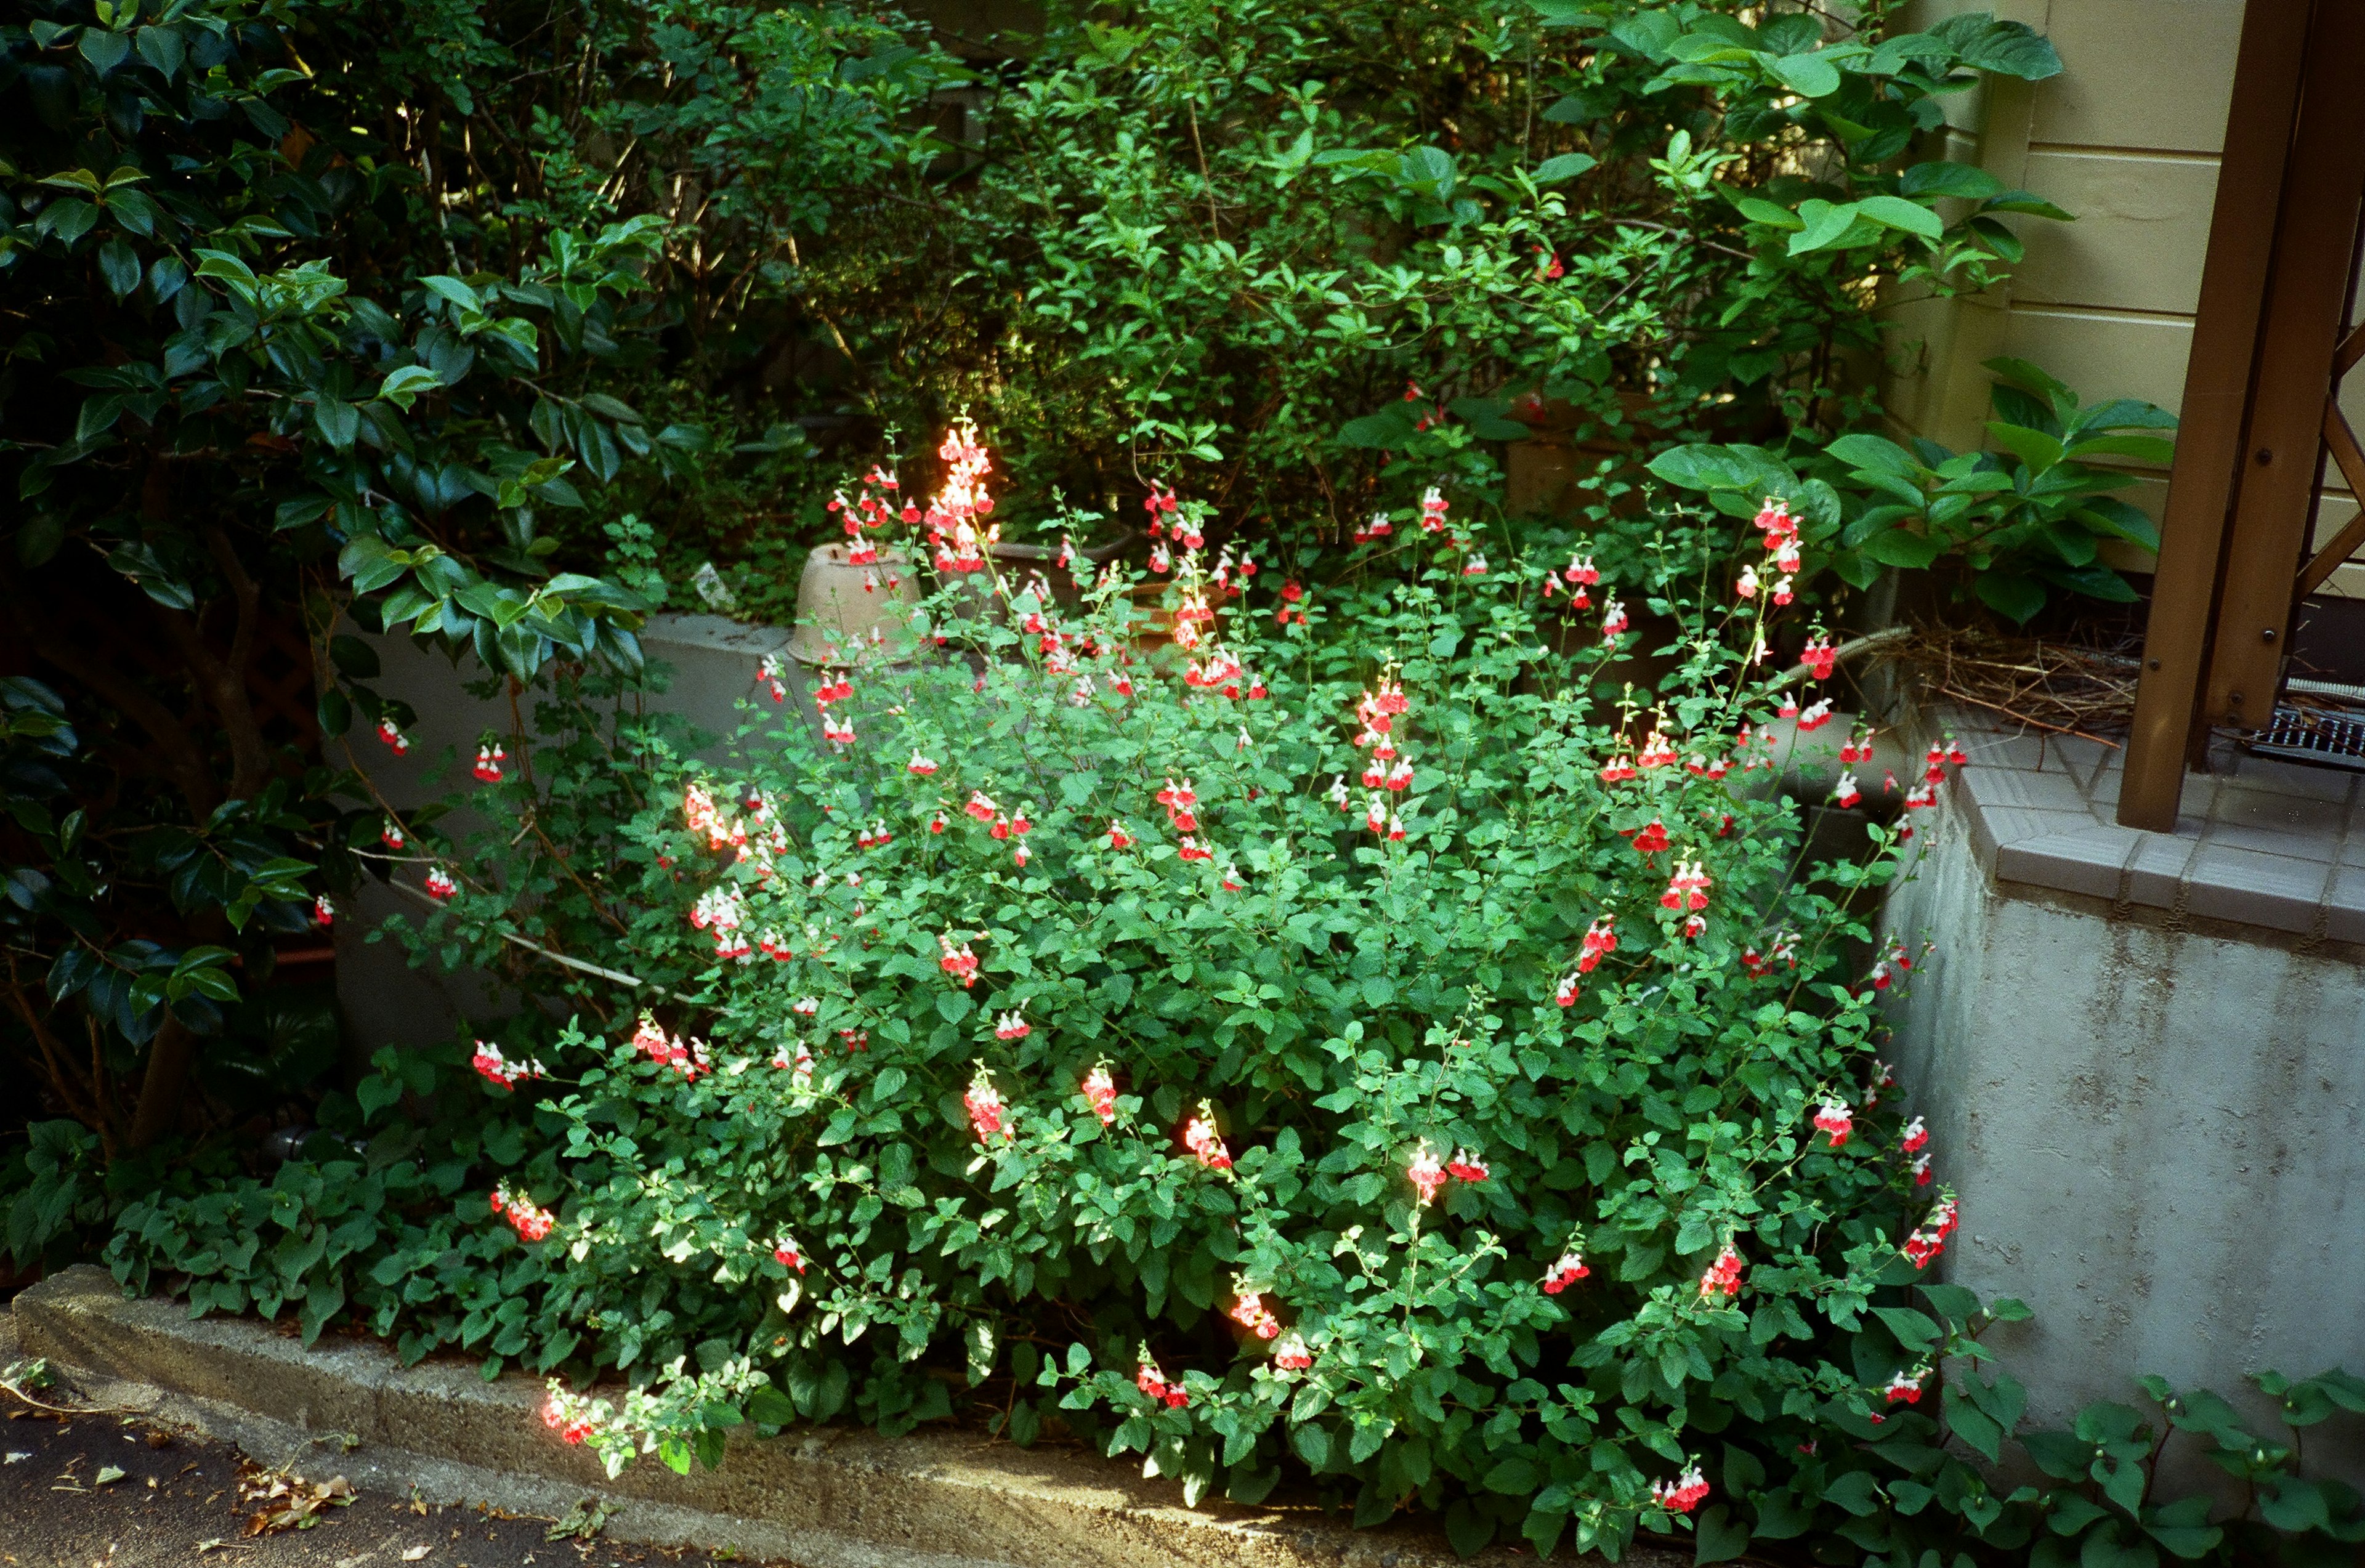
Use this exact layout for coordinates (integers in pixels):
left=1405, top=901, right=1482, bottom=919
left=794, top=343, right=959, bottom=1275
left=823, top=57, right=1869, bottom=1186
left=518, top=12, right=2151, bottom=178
left=0, top=1387, right=779, bottom=1568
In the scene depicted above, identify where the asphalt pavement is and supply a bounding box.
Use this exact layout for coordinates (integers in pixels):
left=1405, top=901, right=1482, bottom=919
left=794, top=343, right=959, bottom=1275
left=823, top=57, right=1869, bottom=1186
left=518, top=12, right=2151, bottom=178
left=0, top=1387, right=778, bottom=1568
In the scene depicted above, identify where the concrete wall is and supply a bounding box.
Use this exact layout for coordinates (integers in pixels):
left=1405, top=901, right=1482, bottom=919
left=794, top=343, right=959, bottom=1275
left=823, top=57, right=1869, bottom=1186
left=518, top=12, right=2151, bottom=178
left=1881, top=0, right=2365, bottom=599
left=1883, top=801, right=2365, bottom=1452
left=331, top=614, right=805, bottom=1054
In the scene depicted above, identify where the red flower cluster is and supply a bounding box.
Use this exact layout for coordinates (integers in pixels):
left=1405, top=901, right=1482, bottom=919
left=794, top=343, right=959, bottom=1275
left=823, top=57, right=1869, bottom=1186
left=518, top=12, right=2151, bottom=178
left=471, top=1040, right=544, bottom=1091
left=473, top=742, right=506, bottom=782
left=964, top=1066, right=1005, bottom=1141
left=631, top=1014, right=708, bottom=1080
left=491, top=1185, right=554, bottom=1243
left=1182, top=1104, right=1231, bottom=1170
left=1542, top=1250, right=1590, bottom=1294
left=1699, top=1246, right=1745, bottom=1299
left=1654, top=1466, right=1710, bottom=1513
left=1902, top=1193, right=1958, bottom=1269
left=1081, top=1064, right=1118, bottom=1125
left=542, top=1396, right=593, bottom=1446
left=1228, top=1287, right=1283, bottom=1341
left=424, top=866, right=457, bottom=900
left=1136, top=1356, right=1189, bottom=1408
left=1813, top=1098, right=1854, bottom=1148
left=940, top=936, right=980, bottom=987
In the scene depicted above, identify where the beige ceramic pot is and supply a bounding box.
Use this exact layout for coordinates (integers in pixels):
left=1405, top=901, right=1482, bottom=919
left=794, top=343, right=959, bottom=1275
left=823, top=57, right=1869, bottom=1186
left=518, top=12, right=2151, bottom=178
left=786, top=544, right=923, bottom=665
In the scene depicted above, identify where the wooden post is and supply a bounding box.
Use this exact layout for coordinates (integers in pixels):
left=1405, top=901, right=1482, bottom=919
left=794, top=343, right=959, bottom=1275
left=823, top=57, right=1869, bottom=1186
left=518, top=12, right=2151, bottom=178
left=2199, top=3, right=2365, bottom=733
left=2119, top=0, right=2318, bottom=832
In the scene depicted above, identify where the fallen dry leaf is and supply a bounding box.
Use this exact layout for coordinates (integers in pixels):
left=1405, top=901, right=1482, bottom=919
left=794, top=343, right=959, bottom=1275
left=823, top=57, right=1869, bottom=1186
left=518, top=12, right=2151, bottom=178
left=402, top=1546, right=433, bottom=1561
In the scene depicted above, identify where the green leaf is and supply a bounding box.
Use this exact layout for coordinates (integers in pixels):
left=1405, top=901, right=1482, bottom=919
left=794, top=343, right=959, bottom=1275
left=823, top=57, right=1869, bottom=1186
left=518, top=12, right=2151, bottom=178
left=80, top=27, right=132, bottom=76
left=2063, top=434, right=2175, bottom=466
left=1338, top=410, right=1417, bottom=450
left=1988, top=422, right=2066, bottom=474
left=1533, top=152, right=1598, bottom=185
left=1861, top=528, right=1943, bottom=569
left=1695, top=1503, right=1750, bottom=1563
left=1856, top=195, right=1947, bottom=241
left=1826, top=432, right=1919, bottom=475
left=377, top=365, right=444, bottom=410
left=1765, top=51, right=1840, bottom=98
left=135, top=24, right=185, bottom=78
left=1647, top=443, right=1768, bottom=491
left=315, top=396, right=360, bottom=451
left=97, top=239, right=142, bottom=299
left=1396, top=146, right=1458, bottom=200
left=1899, top=161, right=2004, bottom=200
left=1955, top=21, right=2063, bottom=81
left=1975, top=570, right=2047, bottom=623
left=1789, top=200, right=1861, bottom=255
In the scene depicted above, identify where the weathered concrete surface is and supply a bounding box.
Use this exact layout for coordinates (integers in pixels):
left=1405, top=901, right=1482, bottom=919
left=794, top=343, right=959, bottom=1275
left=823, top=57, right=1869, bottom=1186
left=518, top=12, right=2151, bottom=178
left=333, top=612, right=817, bottom=1052
left=1882, top=785, right=2365, bottom=1469
left=12, top=1267, right=1670, bottom=1568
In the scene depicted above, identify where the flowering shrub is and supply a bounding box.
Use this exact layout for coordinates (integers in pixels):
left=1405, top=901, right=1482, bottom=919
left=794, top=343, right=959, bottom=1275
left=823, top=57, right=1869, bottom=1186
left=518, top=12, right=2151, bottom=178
left=117, top=445, right=2036, bottom=1560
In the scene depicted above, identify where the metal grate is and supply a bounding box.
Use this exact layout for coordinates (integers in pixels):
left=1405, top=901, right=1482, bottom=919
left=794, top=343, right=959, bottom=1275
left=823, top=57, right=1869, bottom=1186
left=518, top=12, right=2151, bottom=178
left=2246, top=705, right=2365, bottom=771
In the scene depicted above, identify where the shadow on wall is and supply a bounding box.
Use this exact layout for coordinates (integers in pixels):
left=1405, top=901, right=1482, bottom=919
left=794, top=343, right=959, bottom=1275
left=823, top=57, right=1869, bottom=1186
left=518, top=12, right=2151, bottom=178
left=333, top=614, right=820, bottom=1056
left=1881, top=770, right=2365, bottom=1489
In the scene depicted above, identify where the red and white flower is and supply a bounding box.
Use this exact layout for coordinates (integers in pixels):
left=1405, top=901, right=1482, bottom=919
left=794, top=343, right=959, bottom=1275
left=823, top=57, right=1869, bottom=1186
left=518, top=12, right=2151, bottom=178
left=1272, top=1332, right=1313, bottom=1371
left=376, top=717, right=410, bottom=754
left=1082, top=1063, right=1118, bottom=1125
left=1447, top=1148, right=1489, bottom=1182
left=1901, top=1115, right=1928, bottom=1154
left=1136, top=1354, right=1188, bottom=1408
left=1183, top=1104, right=1232, bottom=1171
left=1798, top=698, right=1833, bottom=732
left=424, top=866, right=457, bottom=900
left=1813, top=1098, right=1853, bottom=1148
left=1601, top=597, right=1628, bottom=642
left=1420, top=486, right=1449, bottom=531
left=995, top=1009, right=1030, bottom=1041
left=1801, top=634, right=1837, bottom=682
left=491, top=1183, right=555, bottom=1243
left=1407, top=1141, right=1447, bottom=1206
left=1833, top=770, right=1861, bottom=809
left=474, top=743, right=506, bottom=782
left=1107, top=819, right=1134, bottom=849
left=939, top=936, right=980, bottom=987
left=1542, top=1249, right=1590, bottom=1294
left=1579, top=916, right=1618, bottom=972
left=1228, top=1287, right=1283, bottom=1341
left=471, top=1040, right=544, bottom=1089
left=1699, top=1246, right=1745, bottom=1299
left=907, top=751, right=939, bottom=776
left=1883, top=1370, right=1924, bottom=1405
left=1654, top=1466, right=1710, bottom=1514
left=964, top=1065, right=1006, bottom=1141
left=312, top=894, right=335, bottom=927
left=773, top=1235, right=807, bottom=1273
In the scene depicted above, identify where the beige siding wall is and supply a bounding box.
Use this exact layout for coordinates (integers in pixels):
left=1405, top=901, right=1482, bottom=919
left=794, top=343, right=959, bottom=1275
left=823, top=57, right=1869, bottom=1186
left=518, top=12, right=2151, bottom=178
left=1879, top=0, right=2365, bottom=599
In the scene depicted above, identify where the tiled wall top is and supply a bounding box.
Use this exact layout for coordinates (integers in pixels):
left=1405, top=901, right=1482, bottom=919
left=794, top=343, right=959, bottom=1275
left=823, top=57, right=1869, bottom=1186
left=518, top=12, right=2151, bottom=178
left=1943, top=714, right=2365, bottom=944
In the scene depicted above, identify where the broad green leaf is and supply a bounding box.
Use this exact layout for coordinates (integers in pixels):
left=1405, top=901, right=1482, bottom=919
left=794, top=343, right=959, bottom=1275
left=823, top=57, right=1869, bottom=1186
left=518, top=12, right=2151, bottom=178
left=1987, top=421, right=2065, bottom=474
left=1765, top=50, right=1840, bottom=98
left=1899, top=161, right=2003, bottom=200
left=1646, top=443, right=1768, bottom=491
left=1856, top=195, right=1946, bottom=241
left=1533, top=152, right=1597, bottom=185
left=1788, top=199, right=1861, bottom=255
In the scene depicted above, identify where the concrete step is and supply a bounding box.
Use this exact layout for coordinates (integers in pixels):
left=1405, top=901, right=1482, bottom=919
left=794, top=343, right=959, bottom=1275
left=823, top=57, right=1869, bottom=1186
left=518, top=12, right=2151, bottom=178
left=9, top=1266, right=1672, bottom=1568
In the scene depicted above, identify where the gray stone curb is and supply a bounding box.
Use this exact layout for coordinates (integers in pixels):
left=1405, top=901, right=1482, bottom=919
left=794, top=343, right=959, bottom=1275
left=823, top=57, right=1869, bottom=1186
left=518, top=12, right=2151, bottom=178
left=10, top=1267, right=1676, bottom=1568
